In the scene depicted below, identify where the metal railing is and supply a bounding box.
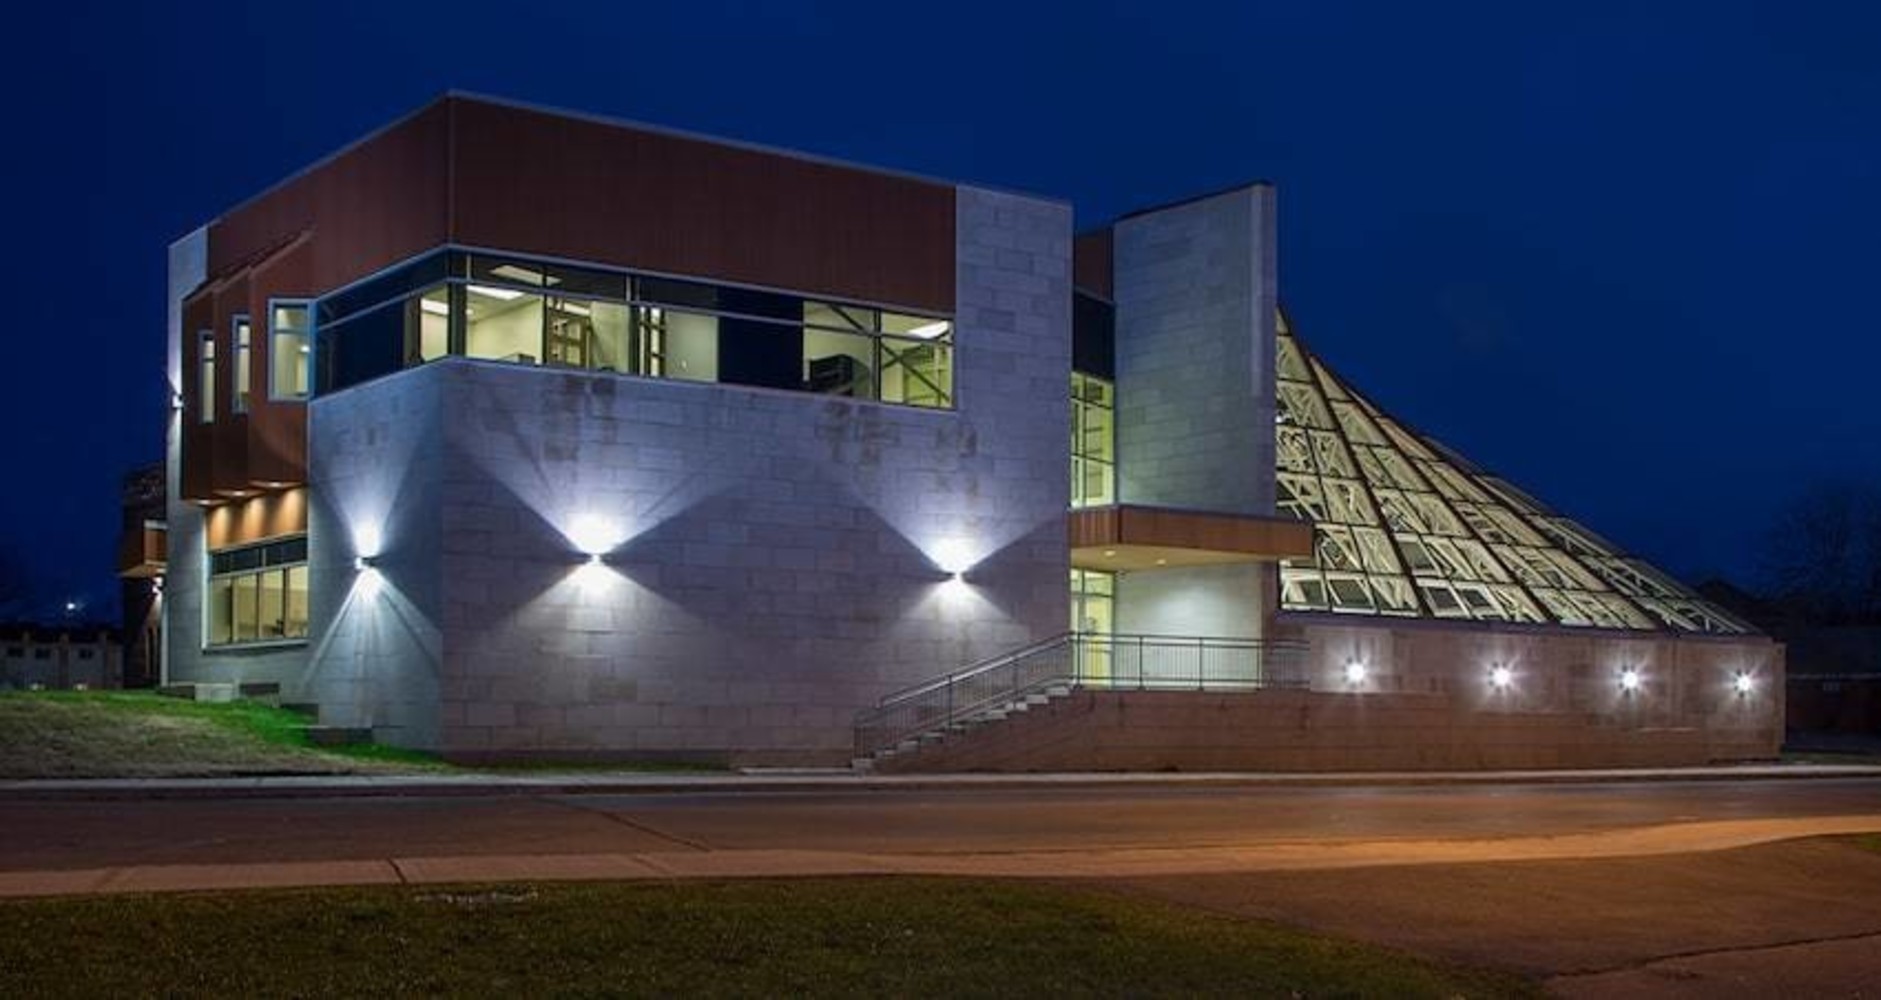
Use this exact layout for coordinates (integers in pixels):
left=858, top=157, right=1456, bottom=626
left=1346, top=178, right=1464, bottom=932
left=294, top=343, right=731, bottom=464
left=854, top=632, right=1309, bottom=758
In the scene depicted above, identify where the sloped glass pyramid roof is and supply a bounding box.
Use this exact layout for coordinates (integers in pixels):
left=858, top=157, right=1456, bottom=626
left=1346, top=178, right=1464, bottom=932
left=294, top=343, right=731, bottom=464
left=1275, top=312, right=1749, bottom=634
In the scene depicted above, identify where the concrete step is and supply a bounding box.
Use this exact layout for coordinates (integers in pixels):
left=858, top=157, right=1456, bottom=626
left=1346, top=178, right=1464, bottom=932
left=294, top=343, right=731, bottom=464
left=280, top=702, right=321, bottom=720
left=237, top=682, right=282, bottom=705
left=156, top=682, right=238, bottom=704
left=300, top=726, right=372, bottom=747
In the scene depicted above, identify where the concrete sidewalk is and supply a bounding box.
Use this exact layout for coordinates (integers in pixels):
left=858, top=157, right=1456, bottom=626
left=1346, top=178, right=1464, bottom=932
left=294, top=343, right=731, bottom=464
left=3, top=812, right=1879, bottom=899
left=2, top=761, right=1879, bottom=801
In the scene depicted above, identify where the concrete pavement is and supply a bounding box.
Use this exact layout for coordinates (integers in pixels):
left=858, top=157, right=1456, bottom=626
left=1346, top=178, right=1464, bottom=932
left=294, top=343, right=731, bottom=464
left=2, top=812, right=1879, bottom=899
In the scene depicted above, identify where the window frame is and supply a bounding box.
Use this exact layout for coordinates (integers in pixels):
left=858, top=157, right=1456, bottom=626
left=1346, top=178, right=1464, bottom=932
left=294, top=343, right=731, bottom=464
left=197, top=330, right=216, bottom=424
left=314, top=248, right=958, bottom=410
left=267, top=299, right=314, bottom=402
left=231, top=314, right=252, bottom=414
left=202, top=535, right=311, bottom=650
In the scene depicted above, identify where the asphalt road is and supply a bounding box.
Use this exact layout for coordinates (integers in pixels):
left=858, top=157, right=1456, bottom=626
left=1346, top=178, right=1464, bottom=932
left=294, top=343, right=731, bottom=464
left=5, top=777, right=1880, bottom=993
left=3, top=776, right=1878, bottom=871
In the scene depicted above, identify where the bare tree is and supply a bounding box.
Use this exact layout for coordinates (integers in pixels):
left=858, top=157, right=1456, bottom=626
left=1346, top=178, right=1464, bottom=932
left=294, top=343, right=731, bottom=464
left=1760, top=480, right=1881, bottom=625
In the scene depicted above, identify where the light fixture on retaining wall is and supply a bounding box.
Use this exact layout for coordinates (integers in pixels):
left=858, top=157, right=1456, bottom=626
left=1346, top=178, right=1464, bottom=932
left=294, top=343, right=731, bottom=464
left=1489, top=665, right=1513, bottom=690
left=1619, top=668, right=1642, bottom=694
left=1733, top=672, right=1754, bottom=696
left=1344, top=660, right=1368, bottom=686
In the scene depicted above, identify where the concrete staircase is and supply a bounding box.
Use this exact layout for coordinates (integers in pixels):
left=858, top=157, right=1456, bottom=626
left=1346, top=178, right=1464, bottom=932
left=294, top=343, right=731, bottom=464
left=853, top=682, right=1075, bottom=772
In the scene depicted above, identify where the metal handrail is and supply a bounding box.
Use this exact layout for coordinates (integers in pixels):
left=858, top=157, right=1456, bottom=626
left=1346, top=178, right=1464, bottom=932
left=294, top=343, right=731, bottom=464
left=854, top=632, right=1310, bottom=758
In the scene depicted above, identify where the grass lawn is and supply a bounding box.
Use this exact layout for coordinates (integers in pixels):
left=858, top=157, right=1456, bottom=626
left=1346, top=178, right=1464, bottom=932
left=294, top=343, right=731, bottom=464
left=0, top=878, right=1537, bottom=998
left=0, top=691, right=437, bottom=779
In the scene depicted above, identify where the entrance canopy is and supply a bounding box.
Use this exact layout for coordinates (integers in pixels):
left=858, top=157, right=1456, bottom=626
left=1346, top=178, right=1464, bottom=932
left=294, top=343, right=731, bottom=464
left=1070, top=504, right=1314, bottom=572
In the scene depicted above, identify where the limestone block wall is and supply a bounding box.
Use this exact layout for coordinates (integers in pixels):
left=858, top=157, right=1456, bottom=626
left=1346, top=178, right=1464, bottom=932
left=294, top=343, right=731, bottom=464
left=877, top=619, right=1782, bottom=773
left=875, top=687, right=1778, bottom=774
left=285, top=183, right=1073, bottom=764
left=1116, top=563, right=1267, bottom=640
left=1113, top=185, right=1278, bottom=516
left=1295, top=619, right=1784, bottom=747
left=303, top=370, right=449, bottom=746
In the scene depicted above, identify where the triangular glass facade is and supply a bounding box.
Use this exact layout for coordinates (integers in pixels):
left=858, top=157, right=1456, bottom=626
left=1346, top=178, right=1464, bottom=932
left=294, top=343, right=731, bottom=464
left=1275, top=312, right=1749, bottom=635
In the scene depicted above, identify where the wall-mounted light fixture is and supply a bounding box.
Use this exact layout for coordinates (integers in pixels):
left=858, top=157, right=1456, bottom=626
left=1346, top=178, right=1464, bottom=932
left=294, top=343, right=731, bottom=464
left=1344, top=661, right=1368, bottom=686
left=1489, top=665, right=1514, bottom=690
left=567, top=514, right=622, bottom=563
left=1619, top=668, right=1642, bottom=693
left=1733, top=672, right=1754, bottom=696
left=930, top=537, right=975, bottom=581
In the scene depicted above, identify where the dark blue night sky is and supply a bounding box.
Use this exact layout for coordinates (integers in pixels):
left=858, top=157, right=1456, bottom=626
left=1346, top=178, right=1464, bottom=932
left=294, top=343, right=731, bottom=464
left=3, top=0, right=1877, bottom=614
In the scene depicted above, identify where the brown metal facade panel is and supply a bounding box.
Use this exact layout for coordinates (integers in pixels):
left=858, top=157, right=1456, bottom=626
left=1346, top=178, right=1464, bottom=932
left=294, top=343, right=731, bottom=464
left=1117, top=506, right=1315, bottom=559
left=207, top=101, right=452, bottom=295
left=447, top=98, right=957, bottom=312
left=207, top=276, right=252, bottom=497
left=1073, top=228, right=1113, bottom=299
left=1069, top=505, right=1315, bottom=560
left=116, top=525, right=167, bottom=579
left=1068, top=506, right=1122, bottom=549
left=243, top=240, right=314, bottom=486
left=179, top=294, right=217, bottom=501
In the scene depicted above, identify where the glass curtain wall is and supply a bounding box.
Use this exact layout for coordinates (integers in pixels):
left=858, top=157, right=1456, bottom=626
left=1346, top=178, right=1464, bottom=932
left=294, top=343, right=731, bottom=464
left=1275, top=311, right=1750, bottom=634
left=316, top=251, right=955, bottom=410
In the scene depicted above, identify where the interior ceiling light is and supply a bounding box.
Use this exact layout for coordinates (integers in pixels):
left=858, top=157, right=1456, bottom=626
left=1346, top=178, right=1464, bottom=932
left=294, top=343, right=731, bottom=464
left=558, top=302, right=593, bottom=317
left=906, top=321, right=951, bottom=340
left=489, top=264, right=545, bottom=285
left=420, top=299, right=450, bottom=315
left=468, top=284, right=524, bottom=302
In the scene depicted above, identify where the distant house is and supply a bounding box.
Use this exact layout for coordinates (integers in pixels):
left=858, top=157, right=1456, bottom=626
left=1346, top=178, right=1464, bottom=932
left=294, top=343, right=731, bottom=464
left=0, top=625, right=121, bottom=690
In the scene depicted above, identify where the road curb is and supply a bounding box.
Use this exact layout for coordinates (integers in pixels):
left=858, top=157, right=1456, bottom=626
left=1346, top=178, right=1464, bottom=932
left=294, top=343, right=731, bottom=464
left=3, top=765, right=1879, bottom=801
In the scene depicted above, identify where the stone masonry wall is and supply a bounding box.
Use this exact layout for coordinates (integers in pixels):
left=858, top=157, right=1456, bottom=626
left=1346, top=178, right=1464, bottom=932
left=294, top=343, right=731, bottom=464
left=332, top=183, right=1079, bottom=764
left=1113, top=185, right=1277, bottom=516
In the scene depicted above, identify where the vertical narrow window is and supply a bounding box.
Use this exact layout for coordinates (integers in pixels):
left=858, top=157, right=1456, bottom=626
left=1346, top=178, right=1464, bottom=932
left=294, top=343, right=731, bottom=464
left=232, top=316, right=252, bottom=413
left=1071, top=373, right=1115, bottom=508
left=197, top=332, right=216, bottom=424
left=270, top=302, right=312, bottom=400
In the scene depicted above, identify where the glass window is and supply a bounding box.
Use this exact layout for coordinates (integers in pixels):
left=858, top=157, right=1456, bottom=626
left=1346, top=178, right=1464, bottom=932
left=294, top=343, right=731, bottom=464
left=232, top=316, right=252, bottom=413
left=803, top=327, right=876, bottom=398
left=310, top=251, right=955, bottom=408
left=657, top=308, right=718, bottom=382
left=879, top=336, right=953, bottom=408
left=270, top=303, right=311, bottom=400
left=465, top=285, right=545, bottom=364
left=408, top=287, right=451, bottom=365
left=1071, top=373, right=1115, bottom=508
left=206, top=536, right=309, bottom=648
left=197, top=332, right=215, bottom=424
